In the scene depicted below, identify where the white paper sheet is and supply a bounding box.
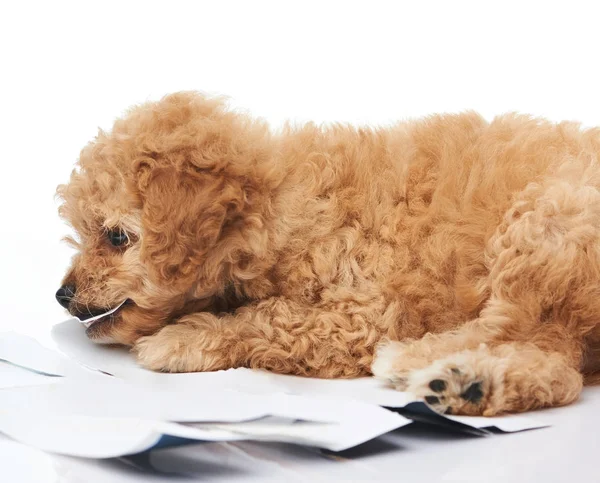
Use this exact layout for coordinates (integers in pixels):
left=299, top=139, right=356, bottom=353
left=0, top=409, right=253, bottom=459
left=0, top=412, right=165, bottom=458
left=0, top=377, right=408, bottom=455
left=0, top=325, right=550, bottom=460
left=0, top=403, right=406, bottom=458
left=0, top=361, right=60, bottom=389
left=50, top=320, right=549, bottom=432
left=0, top=376, right=403, bottom=426
left=0, top=330, right=409, bottom=455
left=448, top=414, right=549, bottom=432
left=0, top=331, right=90, bottom=377
left=186, top=414, right=398, bottom=452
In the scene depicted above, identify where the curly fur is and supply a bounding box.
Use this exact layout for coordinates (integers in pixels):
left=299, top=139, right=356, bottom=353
left=57, top=92, right=600, bottom=415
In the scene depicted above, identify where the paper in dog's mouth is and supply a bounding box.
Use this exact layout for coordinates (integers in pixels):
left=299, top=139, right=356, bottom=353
left=76, top=300, right=130, bottom=329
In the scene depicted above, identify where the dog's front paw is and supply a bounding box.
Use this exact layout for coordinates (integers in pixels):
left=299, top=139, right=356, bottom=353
left=133, top=325, right=217, bottom=373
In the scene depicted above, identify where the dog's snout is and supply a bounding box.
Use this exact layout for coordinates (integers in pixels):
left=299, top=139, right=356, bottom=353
left=55, top=284, right=76, bottom=309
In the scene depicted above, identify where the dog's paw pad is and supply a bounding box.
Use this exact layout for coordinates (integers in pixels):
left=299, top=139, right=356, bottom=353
left=405, top=361, right=491, bottom=416
left=425, top=395, right=443, bottom=405
left=428, top=379, right=447, bottom=392
left=460, top=382, right=483, bottom=404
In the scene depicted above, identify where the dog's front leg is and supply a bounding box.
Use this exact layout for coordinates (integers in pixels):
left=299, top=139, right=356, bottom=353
left=133, top=296, right=382, bottom=377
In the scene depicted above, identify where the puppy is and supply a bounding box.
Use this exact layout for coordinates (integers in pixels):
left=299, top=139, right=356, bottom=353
left=57, top=92, right=600, bottom=415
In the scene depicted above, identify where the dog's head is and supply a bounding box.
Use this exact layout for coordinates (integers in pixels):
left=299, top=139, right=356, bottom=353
left=56, top=92, right=276, bottom=345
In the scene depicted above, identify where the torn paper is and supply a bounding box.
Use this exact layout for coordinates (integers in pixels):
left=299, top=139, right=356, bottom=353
left=75, top=300, right=129, bottom=328
left=50, top=320, right=549, bottom=432
left=0, top=377, right=408, bottom=456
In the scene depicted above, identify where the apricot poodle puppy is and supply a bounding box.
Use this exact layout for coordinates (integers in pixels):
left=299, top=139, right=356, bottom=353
left=56, top=92, right=600, bottom=416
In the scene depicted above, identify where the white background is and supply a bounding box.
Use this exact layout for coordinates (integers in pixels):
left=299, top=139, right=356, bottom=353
left=2, top=2, right=600, bottom=481
left=2, top=0, right=600, bottom=335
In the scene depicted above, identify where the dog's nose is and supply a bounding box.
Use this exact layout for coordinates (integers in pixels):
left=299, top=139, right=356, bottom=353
left=55, top=284, right=76, bottom=309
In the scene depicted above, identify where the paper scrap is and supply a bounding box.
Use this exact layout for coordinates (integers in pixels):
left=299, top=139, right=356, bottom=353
left=0, top=377, right=408, bottom=455
left=50, top=320, right=549, bottom=432
left=0, top=327, right=549, bottom=460
left=75, top=300, right=128, bottom=328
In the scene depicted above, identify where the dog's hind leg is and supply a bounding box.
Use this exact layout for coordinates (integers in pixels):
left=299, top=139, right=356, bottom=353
left=402, top=340, right=583, bottom=416
left=373, top=172, right=600, bottom=414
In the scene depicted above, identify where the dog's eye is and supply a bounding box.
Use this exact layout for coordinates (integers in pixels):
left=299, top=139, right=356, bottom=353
left=107, top=228, right=129, bottom=247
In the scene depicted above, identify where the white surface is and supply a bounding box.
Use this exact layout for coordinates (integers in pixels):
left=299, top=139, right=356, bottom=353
left=2, top=388, right=599, bottom=482
left=2, top=1, right=600, bottom=481
left=3, top=0, right=600, bottom=341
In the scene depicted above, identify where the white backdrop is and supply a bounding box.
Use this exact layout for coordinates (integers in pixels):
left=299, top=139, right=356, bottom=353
left=1, top=0, right=600, bottom=336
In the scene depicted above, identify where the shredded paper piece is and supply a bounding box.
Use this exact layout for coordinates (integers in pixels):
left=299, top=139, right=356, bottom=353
left=0, top=327, right=549, bottom=458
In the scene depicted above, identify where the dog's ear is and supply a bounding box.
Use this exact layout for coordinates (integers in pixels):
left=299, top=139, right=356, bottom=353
left=135, top=160, right=245, bottom=289
left=124, top=92, right=275, bottom=291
